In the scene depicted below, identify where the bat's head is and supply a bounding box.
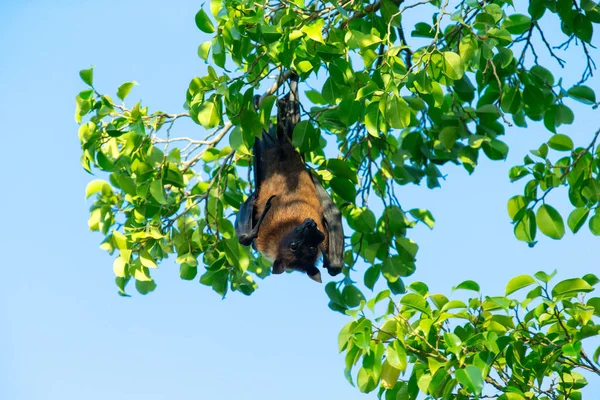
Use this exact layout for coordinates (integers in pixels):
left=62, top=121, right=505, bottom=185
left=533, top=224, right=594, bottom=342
left=273, top=218, right=325, bottom=282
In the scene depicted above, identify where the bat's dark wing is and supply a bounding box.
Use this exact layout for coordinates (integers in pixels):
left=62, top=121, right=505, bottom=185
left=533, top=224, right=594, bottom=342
left=252, top=125, right=277, bottom=190
left=236, top=124, right=278, bottom=247
left=235, top=192, right=258, bottom=246
left=311, top=174, right=344, bottom=276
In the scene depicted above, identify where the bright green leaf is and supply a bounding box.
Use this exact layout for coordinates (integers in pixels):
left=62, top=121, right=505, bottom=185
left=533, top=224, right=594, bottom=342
left=195, top=8, right=216, bottom=33
left=536, top=204, right=565, bottom=239
left=506, top=275, right=536, bottom=295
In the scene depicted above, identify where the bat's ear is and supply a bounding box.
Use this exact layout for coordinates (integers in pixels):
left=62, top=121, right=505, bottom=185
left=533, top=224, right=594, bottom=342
left=306, top=265, right=322, bottom=283
left=308, top=271, right=322, bottom=283
left=272, top=259, right=286, bottom=275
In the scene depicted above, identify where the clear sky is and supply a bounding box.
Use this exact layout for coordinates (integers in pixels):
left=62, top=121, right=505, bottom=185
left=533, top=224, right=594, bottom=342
left=0, top=1, right=598, bottom=399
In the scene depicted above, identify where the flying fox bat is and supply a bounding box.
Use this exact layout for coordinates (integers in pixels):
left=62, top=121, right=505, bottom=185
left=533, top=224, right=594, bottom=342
left=234, top=73, right=344, bottom=282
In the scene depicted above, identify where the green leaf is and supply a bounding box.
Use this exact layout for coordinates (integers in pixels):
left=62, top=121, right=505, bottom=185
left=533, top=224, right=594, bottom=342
left=504, top=14, right=532, bottom=34
left=149, top=180, right=167, bottom=205
left=552, top=278, right=594, bottom=297
left=507, top=195, right=527, bottom=221
left=505, top=275, right=536, bottom=295
left=135, top=279, right=157, bottom=295
left=582, top=179, right=600, bottom=202
left=292, top=121, right=319, bottom=152
left=409, top=209, right=435, bottom=229
left=385, top=94, right=410, bottom=129
left=364, top=101, right=380, bottom=137
left=534, top=270, right=556, bottom=283
left=443, top=52, right=464, bottom=80
left=140, top=250, right=157, bottom=268
left=301, top=19, right=325, bottom=43
left=536, top=204, right=565, bottom=239
left=574, top=13, right=593, bottom=43
left=515, top=209, right=536, bottom=243
left=364, top=266, right=380, bottom=290
left=386, top=340, right=407, bottom=371
left=117, top=82, right=137, bottom=101
left=400, top=293, right=430, bottom=315
left=198, top=41, right=211, bottom=61
left=567, top=85, right=596, bottom=105
left=322, top=78, right=340, bottom=104
left=548, top=134, right=574, bottom=151
left=498, top=392, right=525, bottom=400
left=568, top=208, right=590, bottom=234
left=79, top=68, right=93, bottom=87
left=439, top=127, right=457, bottom=150
left=259, top=95, right=276, bottom=128
left=583, top=273, right=599, bottom=286
left=342, top=285, right=365, bottom=308
left=380, top=361, right=400, bottom=390
left=330, top=178, right=356, bottom=203
left=196, top=100, right=220, bottom=129
left=195, top=8, right=216, bottom=33
left=85, top=179, right=110, bottom=199
left=455, top=366, right=484, bottom=396
left=180, top=263, right=197, bottom=280
left=501, top=86, right=520, bottom=113
left=529, top=0, right=546, bottom=20
left=589, top=212, right=600, bottom=235
left=454, top=280, right=480, bottom=292
left=113, top=257, right=127, bottom=277
left=443, top=332, right=462, bottom=348
left=348, top=207, right=376, bottom=233
left=530, top=65, right=555, bottom=86
left=482, top=139, right=509, bottom=160
left=588, top=297, right=600, bottom=316
left=325, top=281, right=343, bottom=306
left=326, top=159, right=358, bottom=184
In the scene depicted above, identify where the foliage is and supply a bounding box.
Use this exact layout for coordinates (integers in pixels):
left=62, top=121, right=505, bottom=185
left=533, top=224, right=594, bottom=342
left=339, top=272, right=600, bottom=398
left=75, top=0, right=600, bottom=396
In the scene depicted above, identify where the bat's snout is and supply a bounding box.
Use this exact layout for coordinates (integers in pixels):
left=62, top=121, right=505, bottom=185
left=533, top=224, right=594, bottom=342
left=301, top=218, right=317, bottom=229
left=296, top=218, right=325, bottom=244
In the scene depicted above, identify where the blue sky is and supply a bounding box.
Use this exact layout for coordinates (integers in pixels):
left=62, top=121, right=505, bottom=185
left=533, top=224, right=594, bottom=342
left=0, top=1, right=598, bottom=399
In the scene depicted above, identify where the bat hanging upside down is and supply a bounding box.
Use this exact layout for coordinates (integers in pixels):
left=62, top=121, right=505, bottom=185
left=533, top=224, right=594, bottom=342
left=234, top=73, right=344, bottom=282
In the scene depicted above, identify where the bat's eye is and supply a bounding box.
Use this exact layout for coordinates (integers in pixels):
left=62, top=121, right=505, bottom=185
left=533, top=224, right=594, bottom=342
left=309, top=246, right=317, bottom=255
left=289, top=242, right=299, bottom=251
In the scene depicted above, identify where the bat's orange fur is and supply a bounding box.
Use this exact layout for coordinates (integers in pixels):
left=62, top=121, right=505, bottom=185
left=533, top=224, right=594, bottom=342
left=253, top=143, right=329, bottom=262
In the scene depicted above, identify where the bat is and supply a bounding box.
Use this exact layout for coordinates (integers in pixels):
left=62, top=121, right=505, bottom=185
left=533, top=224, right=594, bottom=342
left=234, top=73, right=344, bottom=282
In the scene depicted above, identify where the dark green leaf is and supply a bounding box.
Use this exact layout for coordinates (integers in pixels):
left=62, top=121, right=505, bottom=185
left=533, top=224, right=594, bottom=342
left=330, top=178, right=356, bottom=203
left=529, top=0, right=546, bottom=20
left=504, top=14, right=532, bottom=34
left=574, top=13, right=593, bottom=43
left=567, top=85, right=596, bottom=105
left=342, top=285, right=365, bottom=308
